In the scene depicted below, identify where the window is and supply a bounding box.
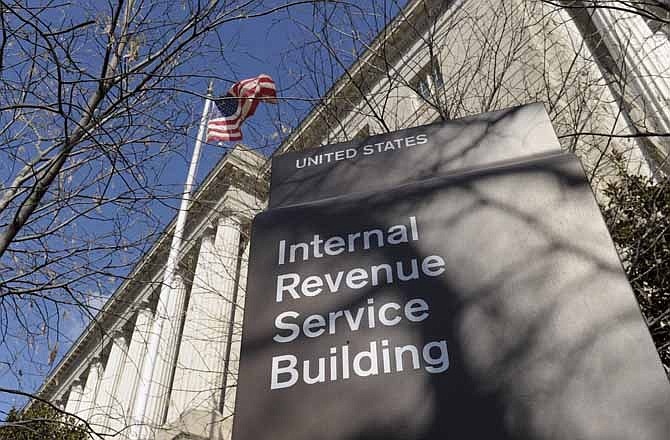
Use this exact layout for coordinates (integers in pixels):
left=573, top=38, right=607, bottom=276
left=417, top=77, right=432, bottom=100
left=413, top=59, right=444, bottom=100
left=431, top=62, right=444, bottom=89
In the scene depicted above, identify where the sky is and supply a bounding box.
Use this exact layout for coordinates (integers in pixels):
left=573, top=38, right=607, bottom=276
left=0, top=0, right=407, bottom=417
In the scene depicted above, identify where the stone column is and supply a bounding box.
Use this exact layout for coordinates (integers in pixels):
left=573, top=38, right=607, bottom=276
left=591, top=5, right=670, bottom=134
left=90, top=332, right=128, bottom=435
left=144, top=272, right=188, bottom=428
left=114, top=303, right=153, bottom=431
left=65, top=380, right=84, bottom=415
left=77, top=358, right=103, bottom=422
left=221, top=239, right=250, bottom=439
left=167, top=215, right=241, bottom=426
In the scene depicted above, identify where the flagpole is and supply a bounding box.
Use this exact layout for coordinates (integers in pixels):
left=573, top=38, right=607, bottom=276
left=129, top=81, right=214, bottom=439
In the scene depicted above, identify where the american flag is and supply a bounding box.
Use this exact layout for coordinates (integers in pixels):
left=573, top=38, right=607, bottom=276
left=206, top=74, right=277, bottom=143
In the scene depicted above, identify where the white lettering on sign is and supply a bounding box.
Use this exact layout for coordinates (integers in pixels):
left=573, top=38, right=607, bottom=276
left=295, top=134, right=428, bottom=169
left=270, top=339, right=450, bottom=390
left=278, top=216, right=419, bottom=265
left=268, top=214, right=451, bottom=390
left=275, top=255, right=445, bottom=302
left=272, top=297, right=430, bottom=343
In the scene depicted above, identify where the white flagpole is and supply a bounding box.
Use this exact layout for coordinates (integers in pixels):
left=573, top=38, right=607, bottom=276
left=129, top=81, right=214, bottom=439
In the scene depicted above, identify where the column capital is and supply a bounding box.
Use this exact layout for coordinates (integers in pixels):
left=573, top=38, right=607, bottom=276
left=219, top=213, right=243, bottom=227
left=136, top=299, right=152, bottom=312
left=201, top=225, right=217, bottom=242
left=207, top=212, right=243, bottom=232
left=173, top=269, right=188, bottom=286
left=111, top=329, right=128, bottom=345
left=89, top=356, right=102, bottom=368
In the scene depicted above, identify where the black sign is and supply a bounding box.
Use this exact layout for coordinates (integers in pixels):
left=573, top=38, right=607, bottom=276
left=233, top=105, right=670, bottom=440
left=269, top=102, right=561, bottom=208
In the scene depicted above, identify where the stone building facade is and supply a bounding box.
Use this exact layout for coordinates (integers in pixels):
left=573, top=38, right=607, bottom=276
left=32, top=1, right=669, bottom=439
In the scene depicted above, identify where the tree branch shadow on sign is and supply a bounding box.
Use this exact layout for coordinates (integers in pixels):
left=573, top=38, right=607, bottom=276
left=236, top=148, right=670, bottom=440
